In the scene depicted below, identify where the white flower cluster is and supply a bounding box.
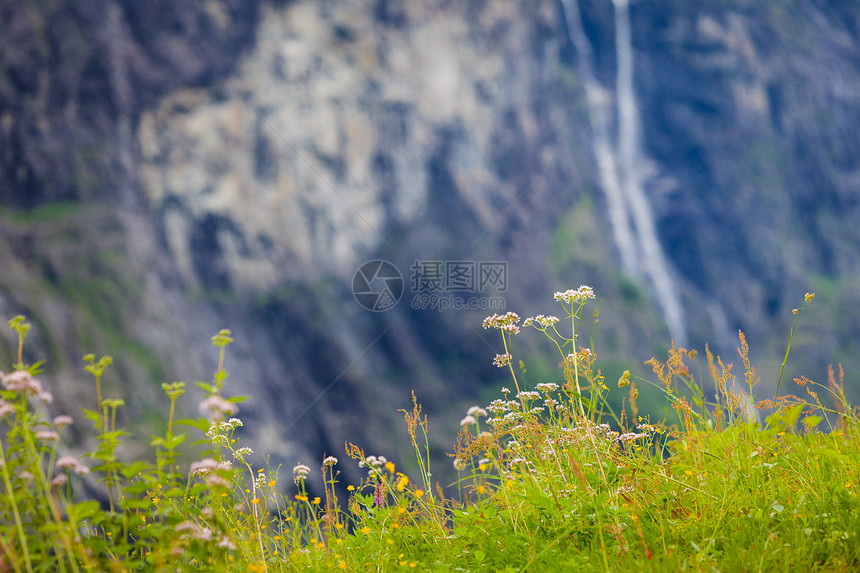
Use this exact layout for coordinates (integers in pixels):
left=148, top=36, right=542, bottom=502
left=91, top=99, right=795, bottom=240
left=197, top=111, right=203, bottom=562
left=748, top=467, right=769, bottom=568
left=493, top=353, right=512, bottom=368
left=535, top=382, right=559, bottom=393
left=323, top=456, right=338, bottom=467
left=358, top=455, right=387, bottom=476
left=482, top=312, right=521, bottom=334
left=523, top=315, right=560, bottom=329
left=255, top=472, right=268, bottom=490
left=233, top=447, right=253, bottom=461
left=516, top=391, right=540, bottom=401
left=459, top=415, right=476, bottom=427
left=553, top=285, right=595, bottom=305
left=487, top=399, right=509, bottom=415
left=293, top=463, right=311, bottom=481
left=205, top=418, right=243, bottom=446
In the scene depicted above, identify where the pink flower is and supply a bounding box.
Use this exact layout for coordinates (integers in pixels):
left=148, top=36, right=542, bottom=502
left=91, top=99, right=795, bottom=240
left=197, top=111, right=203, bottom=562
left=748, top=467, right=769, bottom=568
left=198, top=395, right=238, bottom=416
left=3, top=371, right=42, bottom=395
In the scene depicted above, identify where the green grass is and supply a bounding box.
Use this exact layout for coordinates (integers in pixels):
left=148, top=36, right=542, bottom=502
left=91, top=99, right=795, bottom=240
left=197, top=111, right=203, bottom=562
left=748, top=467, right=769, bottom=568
left=0, top=288, right=857, bottom=571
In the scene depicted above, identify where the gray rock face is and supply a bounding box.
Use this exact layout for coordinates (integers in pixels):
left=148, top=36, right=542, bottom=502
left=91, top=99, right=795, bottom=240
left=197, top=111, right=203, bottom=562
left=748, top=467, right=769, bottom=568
left=2, top=0, right=859, bottom=487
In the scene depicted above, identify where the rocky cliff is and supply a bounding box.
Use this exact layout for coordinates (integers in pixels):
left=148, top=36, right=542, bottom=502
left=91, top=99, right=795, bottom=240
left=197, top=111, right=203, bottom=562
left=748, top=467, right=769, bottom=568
left=1, top=0, right=859, bottom=487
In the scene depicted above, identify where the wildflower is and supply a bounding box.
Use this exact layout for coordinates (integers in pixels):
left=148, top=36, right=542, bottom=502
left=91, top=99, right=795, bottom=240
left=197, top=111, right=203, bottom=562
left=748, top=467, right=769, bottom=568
left=517, top=391, right=540, bottom=401
left=226, top=417, right=243, bottom=428
left=38, top=391, right=53, bottom=404
left=51, top=474, right=68, bottom=488
left=493, top=353, right=512, bottom=368
left=501, top=387, right=510, bottom=395
left=373, top=481, right=386, bottom=506
left=218, top=461, right=232, bottom=471
left=255, top=472, right=267, bottom=490
left=618, top=432, right=647, bottom=443
left=459, top=415, right=476, bottom=426
left=453, top=458, right=466, bottom=471
left=293, top=463, right=311, bottom=481
left=74, top=465, right=91, bottom=476
left=218, top=537, right=236, bottom=550
left=35, top=430, right=59, bottom=441
left=509, top=458, right=526, bottom=465
left=322, top=456, right=338, bottom=467
left=535, top=382, right=559, bottom=393
left=535, top=314, right=560, bottom=327
left=805, top=292, right=815, bottom=303
left=531, top=406, right=545, bottom=414
left=198, top=395, right=239, bottom=417
left=233, top=447, right=253, bottom=461
left=0, top=400, right=15, bottom=418
left=3, top=370, right=42, bottom=396
left=554, top=286, right=595, bottom=305
left=618, top=370, right=631, bottom=387
left=396, top=474, right=409, bottom=492
left=18, top=470, right=34, bottom=482
left=190, top=458, right=220, bottom=476
left=385, top=461, right=395, bottom=473
left=53, top=415, right=73, bottom=427
left=414, top=489, right=424, bottom=499
left=482, top=312, right=521, bottom=333
left=487, top=399, right=508, bottom=415
left=56, top=456, right=80, bottom=469
left=467, top=406, right=488, bottom=418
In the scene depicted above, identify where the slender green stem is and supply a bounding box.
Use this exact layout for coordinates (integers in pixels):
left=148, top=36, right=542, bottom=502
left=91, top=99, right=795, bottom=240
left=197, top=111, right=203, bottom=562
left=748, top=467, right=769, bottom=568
left=0, top=435, right=32, bottom=573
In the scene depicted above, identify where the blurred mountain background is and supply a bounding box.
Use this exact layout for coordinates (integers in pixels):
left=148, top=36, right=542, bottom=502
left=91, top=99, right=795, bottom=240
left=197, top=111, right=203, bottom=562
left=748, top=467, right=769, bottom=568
left=1, top=0, right=859, bottom=489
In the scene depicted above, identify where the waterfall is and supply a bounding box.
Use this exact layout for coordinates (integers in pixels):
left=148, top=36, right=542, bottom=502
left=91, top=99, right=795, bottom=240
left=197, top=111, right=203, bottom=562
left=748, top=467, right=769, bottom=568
left=562, top=0, right=640, bottom=277
left=561, top=0, right=688, bottom=344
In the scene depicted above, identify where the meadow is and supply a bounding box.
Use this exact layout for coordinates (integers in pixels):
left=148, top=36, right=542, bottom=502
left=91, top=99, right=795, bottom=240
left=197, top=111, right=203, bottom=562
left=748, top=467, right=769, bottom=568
left=0, top=287, right=857, bottom=571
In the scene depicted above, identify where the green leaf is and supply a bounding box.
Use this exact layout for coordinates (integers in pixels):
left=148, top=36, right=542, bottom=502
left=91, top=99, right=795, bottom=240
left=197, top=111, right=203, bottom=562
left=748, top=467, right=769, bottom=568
left=67, top=500, right=100, bottom=522
left=195, top=381, right=215, bottom=394
left=81, top=408, right=101, bottom=425
left=176, top=417, right=212, bottom=433
left=121, top=460, right=153, bottom=478
left=165, top=433, right=186, bottom=449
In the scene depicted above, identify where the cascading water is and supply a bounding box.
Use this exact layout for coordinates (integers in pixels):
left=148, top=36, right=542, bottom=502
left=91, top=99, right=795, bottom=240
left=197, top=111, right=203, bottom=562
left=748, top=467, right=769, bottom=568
left=561, top=0, right=688, bottom=344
